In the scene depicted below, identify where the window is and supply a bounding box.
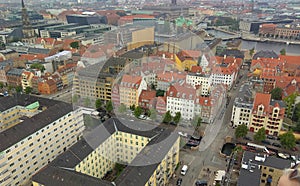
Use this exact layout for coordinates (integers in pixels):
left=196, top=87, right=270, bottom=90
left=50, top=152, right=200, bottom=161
left=269, top=168, right=274, bottom=172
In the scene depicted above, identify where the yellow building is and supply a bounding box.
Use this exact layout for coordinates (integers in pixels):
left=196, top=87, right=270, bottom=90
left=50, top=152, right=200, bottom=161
left=127, top=27, right=155, bottom=51
left=0, top=95, right=85, bottom=186
left=249, top=93, right=285, bottom=136
left=119, top=74, right=148, bottom=107
left=21, top=71, right=34, bottom=91
left=32, top=118, right=180, bottom=186
left=174, top=50, right=201, bottom=71
left=238, top=151, right=291, bottom=186
left=74, top=57, right=127, bottom=103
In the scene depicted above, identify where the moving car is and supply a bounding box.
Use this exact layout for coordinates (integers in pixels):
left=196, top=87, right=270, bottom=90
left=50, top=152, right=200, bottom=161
left=176, top=178, right=182, bottom=185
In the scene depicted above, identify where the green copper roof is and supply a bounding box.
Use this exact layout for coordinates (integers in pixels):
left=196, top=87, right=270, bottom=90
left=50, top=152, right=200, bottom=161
left=175, top=16, right=192, bottom=27
left=26, top=101, right=39, bottom=110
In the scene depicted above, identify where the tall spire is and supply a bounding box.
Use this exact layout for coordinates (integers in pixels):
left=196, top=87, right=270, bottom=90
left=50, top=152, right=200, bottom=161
left=21, top=0, right=36, bottom=44
left=22, top=0, right=25, bottom=8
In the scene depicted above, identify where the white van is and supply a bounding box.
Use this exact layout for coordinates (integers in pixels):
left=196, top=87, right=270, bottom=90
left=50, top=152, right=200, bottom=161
left=181, top=165, right=188, bottom=175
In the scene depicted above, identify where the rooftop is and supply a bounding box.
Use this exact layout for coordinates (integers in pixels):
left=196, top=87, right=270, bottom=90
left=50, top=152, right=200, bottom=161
left=0, top=94, right=72, bottom=152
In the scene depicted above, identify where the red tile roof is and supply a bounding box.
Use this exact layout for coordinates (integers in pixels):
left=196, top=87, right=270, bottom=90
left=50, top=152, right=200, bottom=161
left=253, top=93, right=271, bottom=112
left=139, top=90, right=156, bottom=101
left=120, top=75, right=142, bottom=89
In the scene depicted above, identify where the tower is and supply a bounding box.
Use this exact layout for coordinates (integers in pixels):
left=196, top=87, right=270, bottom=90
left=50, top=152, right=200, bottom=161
left=21, top=0, right=36, bottom=44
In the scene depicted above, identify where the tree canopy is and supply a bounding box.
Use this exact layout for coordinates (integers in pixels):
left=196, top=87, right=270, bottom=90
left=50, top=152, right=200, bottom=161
left=156, top=89, right=165, bottom=97
left=149, top=108, right=157, bottom=121
left=163, top=111, right=172, bottom=123
left=235, top=124, right=248, bottom=139
left=134, top=106, right=143, bottom=118
left=173, top=112, right=181, bottom=124
left=30, top=63, right=45, bottom=72
left=280, top=131, right=296, bottom=149
left=15, top=86, right=22, bottom=93
left=292, top=103, right=300, bottom=122
left=24, top=87, right=32, bottom=94
left=254, top=127, right=266, bottom=142
left=95, top=99, right=102, bottom=109
left=70, top=41, right=79, bottom=49
left=106, top=100, right=113, bottom=113
left=270, top=87, right=283, bottom=100
left=84, top=97, right=91, bottom=107
left=280, top=48, right=286, bottom=55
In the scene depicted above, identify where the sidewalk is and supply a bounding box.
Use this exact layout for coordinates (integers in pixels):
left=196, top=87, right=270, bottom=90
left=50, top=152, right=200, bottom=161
left=197, top=165, right=219, bottom=186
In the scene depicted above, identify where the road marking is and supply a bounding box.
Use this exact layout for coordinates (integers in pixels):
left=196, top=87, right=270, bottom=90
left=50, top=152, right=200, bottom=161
left=188, top=156, right=195, bottom=166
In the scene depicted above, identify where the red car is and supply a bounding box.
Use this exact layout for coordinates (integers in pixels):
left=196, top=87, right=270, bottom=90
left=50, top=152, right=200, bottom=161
left=292, top=147, right=298, bottom=151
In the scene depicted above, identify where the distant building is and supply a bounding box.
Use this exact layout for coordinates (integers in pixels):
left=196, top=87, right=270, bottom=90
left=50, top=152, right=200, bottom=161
left=21, top=0, right=36, bottom=44
left=66, top=14, right=105, bottom=25
left=6, top=68, right=24, bottom=87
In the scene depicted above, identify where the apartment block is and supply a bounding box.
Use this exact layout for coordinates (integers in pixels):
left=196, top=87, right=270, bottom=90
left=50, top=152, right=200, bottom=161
left=0, top=95, right=85, bottom=185
left=32, top=118, right=180, bottom=186
left=186, top=73, right=212, bottom=96
left=231, top=83, right=253, bottom=128
left=119, top=75, right=147, bottom=107
left=249, top=93, right=285, bottom=136
left=238, top=151, right=291, bottom=186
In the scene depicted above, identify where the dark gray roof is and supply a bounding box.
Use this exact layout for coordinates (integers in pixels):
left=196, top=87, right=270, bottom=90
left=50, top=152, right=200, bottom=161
left=220, top=49, right=245, bottom=59
left=270, top=100, right=286, bottom=108
left=32, top=166, right=113, bottom=186
left=6, top=68, right=24, bottom=76
left=237, top=167, right=261, bottom=186
left=33, top=117, right=179, bottom=186
left=238, top=151, right=291, bottom=186
left=0, top=94, right=72, bottom=152
left=116, top=130, right=179, bottom=186
left=234, top=83, right=253, bottom=108
left=28, top=47, right=50, bottom=54
left=253, top=50, right=278, bottom=60
left=0, top=60, right=13, bottom=70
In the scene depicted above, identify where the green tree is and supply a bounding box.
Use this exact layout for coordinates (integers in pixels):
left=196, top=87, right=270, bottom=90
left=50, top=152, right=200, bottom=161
left=293, top=119, right=300, bottom=132
left=118, top=103, right=126, bottom=113
left=24, top=87, right=32, bottom=94
left=292, top=103, right=300, bottom=122
left=0, top=82, right=4, bottom=89
left=173, top=112, right=181, bottom=124
left=129, top=104, right=135, bottom=111
left=15, top=86, right=22, bottom=93
left=156, top=89, right=165, bottom=97
left=283, top=93, right=298, bottom=119
left=95, top=99, right=102, bottom=109
left=134, top=106, right=143, bottom=118
left=280, top=131, right=296, bottom=149
left=84, top=97, right=91, bottom=107
left=249, top=47, right=255, bottom=56
left=106, top=100, right=113, bottom=113
left=280, top=48, right=286, bottom=55
left=163, top=111, right=172, bottom=123
left=192, top=116, right=202, bottom=130
left=270, top=87, right=283, bottom=100
left=149, top=108, right=157, bottom=121
left=70, top=41, right=79, bottom=49
left=30, top=63, right=45, bottom=73
left=254, top=127, right=266, bottom=142
left=235, top=124, right=248, bottom=139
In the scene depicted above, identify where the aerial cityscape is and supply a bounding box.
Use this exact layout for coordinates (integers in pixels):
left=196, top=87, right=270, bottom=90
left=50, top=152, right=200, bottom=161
left=0, top=0, right=299, bottom=186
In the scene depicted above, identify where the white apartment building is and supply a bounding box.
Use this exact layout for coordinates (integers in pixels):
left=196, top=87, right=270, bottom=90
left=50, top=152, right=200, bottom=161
left=186, top=73, right=212, bottom=96
left=0, top=95, right=84, bottom=186
left=166, top=83, right=201, bottom=120
left=231, top=83, right=253, bottom=127
left=212, top=64, right=236, bottom=89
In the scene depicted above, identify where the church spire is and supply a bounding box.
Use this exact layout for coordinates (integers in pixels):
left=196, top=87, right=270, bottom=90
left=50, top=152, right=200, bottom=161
left=21, top=0, right=36, bottom=44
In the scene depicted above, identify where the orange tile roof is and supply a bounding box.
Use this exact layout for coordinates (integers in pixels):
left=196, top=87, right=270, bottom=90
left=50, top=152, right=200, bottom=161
left=19, top=54, right=48, bottom=61
left=190, top=66, right=202, bottom=73
left=120, top=74, right=142, bottom=88
left=253, top=93, right=271, bottom=112
left=139, top=90, right=156, bottom=101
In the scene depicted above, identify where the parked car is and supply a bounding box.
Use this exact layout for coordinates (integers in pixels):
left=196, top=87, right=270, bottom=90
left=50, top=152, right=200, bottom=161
left=243, top=136, right=252, bottom=141
left=181, top=165, right=188, bottom=176
left=176, top=178, right=183, bottom=186
left=272, top=143, right=281, bottom=148
left=267, top=135, right=277, bottom=140
left=292, top=147, right=298, bottom=152
left=262, top=140, right=272, bottom=145
left=195, top=180, right=208, bottom=186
